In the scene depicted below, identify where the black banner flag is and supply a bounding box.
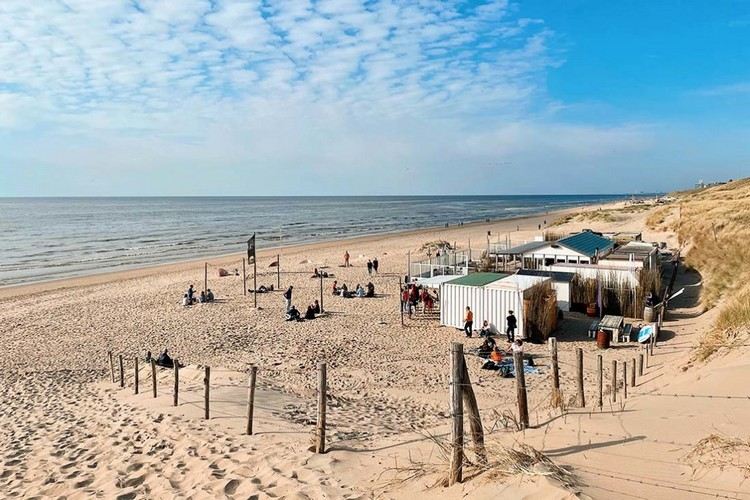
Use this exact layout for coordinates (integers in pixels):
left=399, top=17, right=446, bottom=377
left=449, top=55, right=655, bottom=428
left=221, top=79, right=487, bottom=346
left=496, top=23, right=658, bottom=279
left=247, top=233, right=256, bottom=263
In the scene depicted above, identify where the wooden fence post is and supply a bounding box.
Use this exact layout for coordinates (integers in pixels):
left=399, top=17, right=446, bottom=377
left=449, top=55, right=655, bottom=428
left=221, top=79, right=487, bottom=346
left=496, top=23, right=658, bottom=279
left=513, top=350, right=529, bottom=430
left=576, top=348, right=585, bottom=408
left=204, top=262, right=208, bottom=297
left=596, top=354, right=603, bottom=409
left=460, top=358, right=486, bottom=465
left=151, top=359, right=157, bottom=398
left=204, top=366, right=210, bottom=420
left=246, top=366, right=257, bottom=435
left=611, top=360, right=617, bottom=403
left=277, top=254, right=281, bottom=289
left=173, top=360, right=179, bottom=407
left=134, top=358, right=139, bottom=395
left=399, top=277, right=405, bottom=327
left=119, top=355, right=124, bottom=388
left=549, top=338, right=560, bottom=407
left=109, top=351, right=115, bottom=383
left=449, top=343, right=464, bottom=485
left=638, top=353, right=644, bottom=377
left=630, top=358, right=636, bottom=388
left=316, top=362, right=327, bottom=454
left=623, top=361, right=628, bottom=399
left=319, top=273, right=324, bottom=314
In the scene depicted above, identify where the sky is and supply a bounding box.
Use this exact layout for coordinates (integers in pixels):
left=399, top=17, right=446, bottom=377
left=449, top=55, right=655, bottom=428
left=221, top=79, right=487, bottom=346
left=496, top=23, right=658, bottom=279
left=0, top=0, right=748, bottom=196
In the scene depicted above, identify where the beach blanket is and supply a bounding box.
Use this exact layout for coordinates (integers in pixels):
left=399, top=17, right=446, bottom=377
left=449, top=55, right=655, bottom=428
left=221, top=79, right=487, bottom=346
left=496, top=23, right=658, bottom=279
left=482, top=358, right=539, bottom=377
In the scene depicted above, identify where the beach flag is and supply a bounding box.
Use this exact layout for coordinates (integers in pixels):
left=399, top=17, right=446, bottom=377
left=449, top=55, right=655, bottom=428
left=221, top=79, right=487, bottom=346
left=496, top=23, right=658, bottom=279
left=247, top=234, right=256, bottom=264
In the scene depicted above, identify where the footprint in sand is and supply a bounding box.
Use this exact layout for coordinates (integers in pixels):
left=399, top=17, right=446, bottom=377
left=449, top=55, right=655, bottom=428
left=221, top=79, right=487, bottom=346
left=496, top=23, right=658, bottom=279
left=224, top=479, right=240, bottom=495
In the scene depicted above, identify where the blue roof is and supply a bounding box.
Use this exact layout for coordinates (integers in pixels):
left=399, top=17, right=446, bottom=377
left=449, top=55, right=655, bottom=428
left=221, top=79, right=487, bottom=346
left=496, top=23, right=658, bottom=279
left=557, top=231, right=614, bottom=258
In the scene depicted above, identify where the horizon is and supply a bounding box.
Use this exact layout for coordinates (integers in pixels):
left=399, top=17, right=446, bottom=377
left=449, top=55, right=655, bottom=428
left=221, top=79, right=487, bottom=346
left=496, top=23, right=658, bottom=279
left=0, top=192, right=659, bottom=199
left=1, top=1, right=748, bottom=196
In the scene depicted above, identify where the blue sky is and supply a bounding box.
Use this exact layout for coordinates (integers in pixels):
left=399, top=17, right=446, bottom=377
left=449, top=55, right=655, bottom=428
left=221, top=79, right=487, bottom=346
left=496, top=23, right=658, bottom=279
left=0, top=0, right=748, bottom=196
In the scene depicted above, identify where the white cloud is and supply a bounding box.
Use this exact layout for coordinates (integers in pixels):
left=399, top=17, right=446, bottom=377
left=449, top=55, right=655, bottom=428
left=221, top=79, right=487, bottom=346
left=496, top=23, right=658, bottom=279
left=0, top=0, right=663, bottom=195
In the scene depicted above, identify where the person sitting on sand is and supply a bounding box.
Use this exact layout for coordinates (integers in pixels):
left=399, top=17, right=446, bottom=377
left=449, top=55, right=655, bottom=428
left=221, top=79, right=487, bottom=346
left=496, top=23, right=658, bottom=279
left=304, top=305, right=316, bottom=320
left=511, top=338, right=524, bottom=354
left=366, top=282, right=375, bottom=298
left=312, top=268, right=320, bottom=278
left=479, top=320, right=494, bottom=337
left=490, top=346, right=503, bottom=362
left=199, top=291, right=207, bottom=303
left=182, top=293, right=190, bottom=307
left=207, top=289, right=215, bottom=302
left=313, top=299, right=321, bottom=314
left=355, top=284, right=365, bottom=298
left=286, top=305, right=301, bottom=321
left=156, top=349, right=174, bottom=368
left=340, top=283, right=349, bottom=297
left=478, top=338, right=494, bottom=358
left=331, top=280, right=339, bottom=295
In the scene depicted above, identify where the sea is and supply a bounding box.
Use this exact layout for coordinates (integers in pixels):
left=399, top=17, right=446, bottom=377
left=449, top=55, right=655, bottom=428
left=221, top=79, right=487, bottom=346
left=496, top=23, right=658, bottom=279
left=0, top=195, right=631, bottom=287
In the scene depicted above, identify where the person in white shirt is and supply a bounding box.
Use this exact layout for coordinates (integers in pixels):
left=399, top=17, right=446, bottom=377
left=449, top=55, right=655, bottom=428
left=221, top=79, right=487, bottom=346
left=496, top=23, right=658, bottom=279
left=511, top=339, right=524, bottom=354
left=182, top=294, right=190, bottom=307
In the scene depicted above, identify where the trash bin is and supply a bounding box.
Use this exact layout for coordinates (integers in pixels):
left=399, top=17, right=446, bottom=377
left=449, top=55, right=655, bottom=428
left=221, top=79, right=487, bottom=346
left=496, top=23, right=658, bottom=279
left=596, top=329, right=610, bottom=349
left=643, top=306, right=654, bottom=323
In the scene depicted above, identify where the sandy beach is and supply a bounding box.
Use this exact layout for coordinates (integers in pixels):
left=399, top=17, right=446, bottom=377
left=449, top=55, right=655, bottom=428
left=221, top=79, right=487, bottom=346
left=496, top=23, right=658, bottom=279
left=2, top=196, right=750, bottom=499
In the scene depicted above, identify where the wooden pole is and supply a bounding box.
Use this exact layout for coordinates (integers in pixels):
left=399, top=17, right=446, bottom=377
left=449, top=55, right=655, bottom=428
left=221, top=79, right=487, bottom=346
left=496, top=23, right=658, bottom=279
left=253, top=256, right=257, bottom=308
left=399, top=277, right=405, bottom=327
left=645, top=343, right=649, bottom=368
left=319, top=273, right=324, bottom=314
left=134, top=357, right=139, bottom=395
left=407, top=250, right=411, bottom=282
left=246, top=366, right=257, bottom=435
left=611, top=360, right=617, bottom=403
left=513, top=350, right=529, bottom=429
left=623, top=361, right=628, bottom=399
left=316, top=362, right=327, bottom=454
left=576, top=348, right=585, bottom=408
left=204, top=262, right=208, bottom=296
left=109, top=351, right=115, bottom=383
left=277, top=254, right=280, bottom=289
left=460, top=358, right=487, bottom=465
left=549, top=338, right=560, bottom=406
left=242, top=258, right=247, bottom=296
left=173, top=360, right=179, bottom=407
left=204, top=366, right=210, bottom=420
left=119, top=355, right=124, bottom=388
left=449, top=343, right=464, bottom=485
left=630, top=357, right=636, bottom=387
left=638, top=353, right=644, bottom=376
left=596, top=354, right=603, bottom=409
left=151, top=359, right=157, bottom=398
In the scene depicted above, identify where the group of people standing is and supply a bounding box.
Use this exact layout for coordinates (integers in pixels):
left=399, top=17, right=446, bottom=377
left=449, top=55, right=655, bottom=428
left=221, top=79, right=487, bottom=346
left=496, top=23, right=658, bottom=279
left=402, top=283, right=436, bottom=316
left=342, top=251, right=380, bottom=275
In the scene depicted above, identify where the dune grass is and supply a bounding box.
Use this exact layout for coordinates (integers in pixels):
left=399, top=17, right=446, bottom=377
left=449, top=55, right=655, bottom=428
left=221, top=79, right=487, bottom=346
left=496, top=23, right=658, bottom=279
left=659, top=178, right=750, bottom=360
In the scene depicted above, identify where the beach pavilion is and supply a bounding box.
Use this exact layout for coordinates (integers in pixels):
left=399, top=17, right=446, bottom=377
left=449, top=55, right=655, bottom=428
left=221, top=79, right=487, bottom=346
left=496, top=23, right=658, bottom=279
left=499, top=230, right=616, bottom=270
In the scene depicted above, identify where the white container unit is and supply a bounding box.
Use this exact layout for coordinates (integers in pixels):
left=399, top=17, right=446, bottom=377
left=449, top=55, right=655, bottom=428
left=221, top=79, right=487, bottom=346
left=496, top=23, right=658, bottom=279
left=439, top=273, right=506, bottom=330
left=484, top=275, right=551, bottom=339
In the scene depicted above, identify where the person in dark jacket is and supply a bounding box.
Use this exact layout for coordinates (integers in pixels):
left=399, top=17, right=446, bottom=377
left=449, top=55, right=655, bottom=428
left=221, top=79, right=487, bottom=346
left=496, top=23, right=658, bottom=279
left=283, top=286, right=293, bottom=312
left=372, top=258, right=379, bottom=273
left=366, top=260, right=373, bottom=275
left=506, top=311, right=517, bottom=342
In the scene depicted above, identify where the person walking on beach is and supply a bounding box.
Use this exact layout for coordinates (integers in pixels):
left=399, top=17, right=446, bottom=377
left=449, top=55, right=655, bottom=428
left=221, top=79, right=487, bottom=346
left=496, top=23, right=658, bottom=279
left=373, top=257, right=379, bottom=273
left=506, top=310, right=517, bottom=342
left=464, top=306, right=474, bottom=337
left=367, top=260, right=373, bottom=275
left=283, top=286, right=293, bottom=312
left=344, top=250, right=350, bottom=267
